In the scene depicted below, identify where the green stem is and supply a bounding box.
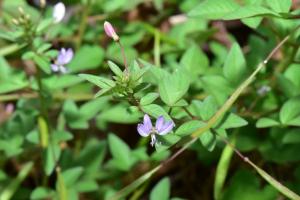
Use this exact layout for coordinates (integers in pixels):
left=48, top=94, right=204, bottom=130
left=36, top=68, right=49, bottom=148
left=76, top=0, right=91, bottom=49
left=154, top=29, right=161, bottom=66
left=0, top=92, right=94, bottom=102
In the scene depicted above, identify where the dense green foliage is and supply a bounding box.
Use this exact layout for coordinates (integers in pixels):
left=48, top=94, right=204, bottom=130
left=0, top=0, right=300, bottom=199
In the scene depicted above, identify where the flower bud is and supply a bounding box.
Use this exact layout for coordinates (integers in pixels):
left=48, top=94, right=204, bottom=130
left=104, top=21, right=119, bottom=41
left=53, top=2, right=65, bottom=23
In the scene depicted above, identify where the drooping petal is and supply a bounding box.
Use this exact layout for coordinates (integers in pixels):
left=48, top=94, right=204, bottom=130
left=137, top=124, right=151, bottom=137
left=143, top=114, right=153, bottom=132
left=150, top=134, right=157, bottom=146
left=51, top=64, right=59, bottom=72
left=155, top=116, right=164, bottom=132
left=53, top=2, right=65, bottom=23
left=59, top=66, right=68, bottom=74
left=157, top=121, right=174, bottom=135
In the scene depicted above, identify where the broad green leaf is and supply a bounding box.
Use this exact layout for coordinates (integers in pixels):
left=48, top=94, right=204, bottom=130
left=75, top=180, right=99, bottom=192
left=30, top=187, right=54, bottom=200
left=44, top=144, right=61, bottom=175
left=223, top=43, right=247, bottom=85
left=33, top=54, right=51, bottom=74
left=200, top=75, right=234, bottom=104
left=108, top=134, right=134, bottom=171
left=188, top=0, right=239, bottom=19
left=180, top=44, right=209, bottom=79
left=216, top=113, right=248, bottom=129
left=68, top=45, right=104, bottom=72
left=222, top=5, right=279, bottom=20
left=199, top=131, right=216, bottom=152
left=265, top=0, right=292, bottom=13
left=282, top=129, right=300, bottom=144
left=175, top=120, right=205, bottom=136
left=256, top=118, right=280, bottom=128
left=142, top=104, right=170, bottom=120
left=140, top=93, right=159, bottom=106
left=150, top=177, right=170, bottom=200
left=62, top=167, right=84, bottom=187
left=98, top=104, right=141, bottom=123
left=279, top=97, right=300, bottom=124
left=75, top=139, right=106, bottom=178
left=159, top=69, right=190, bottom=106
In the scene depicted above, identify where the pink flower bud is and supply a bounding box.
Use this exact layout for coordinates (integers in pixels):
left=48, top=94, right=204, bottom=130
left=104, top=21, right=119, bottom=41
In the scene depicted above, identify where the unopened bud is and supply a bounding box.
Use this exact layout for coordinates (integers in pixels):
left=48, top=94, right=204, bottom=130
left=40, top=0, right=46, bottom=8
left=12, top=18, right=19, bottom=25
left=53, top=2, right=66, bottom=23
left=18, top=7, right=24, bottom=15
left=104, top=21, right=119, bottom=41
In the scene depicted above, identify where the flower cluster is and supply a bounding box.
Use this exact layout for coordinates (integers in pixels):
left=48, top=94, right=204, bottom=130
left=137, top=114, right=175, bottom=146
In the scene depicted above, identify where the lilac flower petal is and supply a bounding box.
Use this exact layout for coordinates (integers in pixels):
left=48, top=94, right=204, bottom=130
left=157, top=121, right=174, bottom=135
left=137, top=124, right=151, bottom=137
left=57, top=48, right=73, bottom=65
left=155, top=116, right=164, bottom=132
left=63, top=48, right=74, bottom=64
left=143, top=114, right=152, bottom=132
left=51, top=64, right=59, bottom=72
left=150, top=134, right=156, bottom=146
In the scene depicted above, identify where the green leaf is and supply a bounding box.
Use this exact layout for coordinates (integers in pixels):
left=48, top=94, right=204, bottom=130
left=199, top=131, right=216, bottom=152
left=150, top=177, right=170, bottom=200
left=30, top=187, right=54, bottom=200
left=33, top=54, right=51, bottom=74
left=159, top=69, right=190, bottom=106
left=108, top=134, right=134, bottom=171
left=98, top=104, right=141, bottom=123
left=68, top=45, right=104, bottom=72
left=180, top=43, right=209, bottom=79
left=256, top=118, right=280, bottom=128
left=188, top=0, right=240, bottom=19
left=44, top=144, right=61, bottom=175
left=223, top=42, right=247, bottom=85
left=140, top=93, right=159, bottom=106
left=62, top=167, right=84, bottom=187
left=222, top=5, right=279, bottom=20
left=175, top=120, right=205, bottom=136
left=265, top=0, right=292, bottom=13
left=282, top=129, right=300, bottom=144
left=79, top=74, right=116, bottom=88
left=216, top=113, right=248, bottom=129
left=142, top=104, right=170, bottom=120
left=75, top=180, right=99, bottom=193
left=200, top=75, right=234, bottom=104
left=279, top=97, right=300, bottom=125
left=108, top=61, right=123, bottom=77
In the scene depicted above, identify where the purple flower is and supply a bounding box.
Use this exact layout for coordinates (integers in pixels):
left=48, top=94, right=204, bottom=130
left=51, top=48, right=73, bottom=73
left=137, top=114, right=175, bottom=146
